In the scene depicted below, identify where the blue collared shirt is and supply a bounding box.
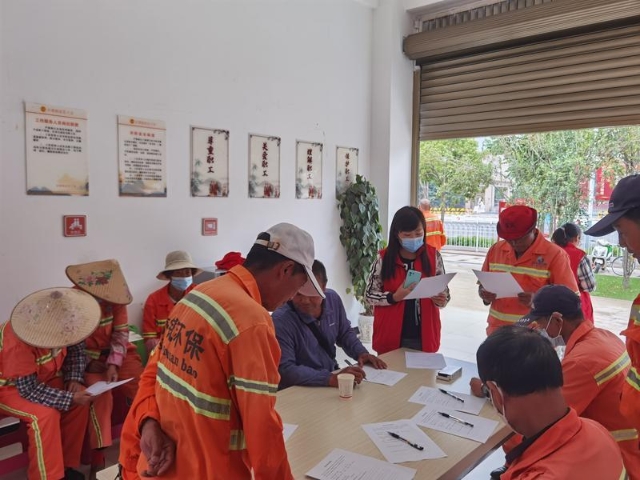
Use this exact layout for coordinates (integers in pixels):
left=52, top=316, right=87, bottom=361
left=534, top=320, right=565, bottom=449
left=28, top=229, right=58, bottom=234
left=272, top=289, right=369, bottom=389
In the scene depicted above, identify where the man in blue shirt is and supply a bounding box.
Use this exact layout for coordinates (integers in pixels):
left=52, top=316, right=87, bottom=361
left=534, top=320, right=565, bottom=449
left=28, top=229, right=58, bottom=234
left=273, top=260, right=387, bottom=389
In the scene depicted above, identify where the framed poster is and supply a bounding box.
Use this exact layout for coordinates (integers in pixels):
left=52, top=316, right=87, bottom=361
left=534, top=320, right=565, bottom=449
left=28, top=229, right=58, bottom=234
left=249, top=134, right=280, bottom=198
left=296, top=141, right=323, bottom=199
left=191, top=127, right=229, bottom=197
left=118, top=115, right=166, bottom=197
left=25, top=102, right=89, bottom=196
left=336, top=146, right=359, bottom=198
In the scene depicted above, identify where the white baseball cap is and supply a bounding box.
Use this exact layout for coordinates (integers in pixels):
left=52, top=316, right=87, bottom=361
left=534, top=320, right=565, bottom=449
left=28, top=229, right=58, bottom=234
left=254, top=223, right=325, bottom=298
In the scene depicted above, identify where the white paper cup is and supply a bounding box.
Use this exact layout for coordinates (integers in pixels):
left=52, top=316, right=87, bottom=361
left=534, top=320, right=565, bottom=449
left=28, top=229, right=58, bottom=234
left=425, top=369, right=437, bottom=386
left=338, top=373, right=355, bottom=399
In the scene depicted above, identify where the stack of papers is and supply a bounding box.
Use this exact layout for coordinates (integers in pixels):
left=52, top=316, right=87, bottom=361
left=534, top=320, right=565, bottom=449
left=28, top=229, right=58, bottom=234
left=362, top=366, right=407, bottom=386
left=411, top=405, right=499, bottom=443
left=306, top=449, right=417, bottom=480
left=362, top=420, right=446, bottom=463
left=405, top=352, right=446, bottom=369
left=408, top=386, right=486, bottom=415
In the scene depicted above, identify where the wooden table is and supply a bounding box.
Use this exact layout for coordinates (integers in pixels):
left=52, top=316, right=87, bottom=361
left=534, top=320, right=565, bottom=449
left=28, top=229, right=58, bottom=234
left=276, top=348, right=511, bottom=479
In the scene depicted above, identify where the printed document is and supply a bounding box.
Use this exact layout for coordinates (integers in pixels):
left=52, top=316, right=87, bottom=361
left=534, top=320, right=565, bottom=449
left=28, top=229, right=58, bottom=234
left=473, top=270, right=524, bottom=299
left=362, top=366, right=407, bottom=386
left=85, top=378, right=133, bottom=396
left=405, top=352, right=446, bottom=370
left=306, top=449, right=416, bottom=480
left=404, top=273, right=456, bottom=300
left=362, top=420, right=446, bottom=464
left=411, top=405, right=499, bottom=443
left=408, top=386, right=486, bottom=415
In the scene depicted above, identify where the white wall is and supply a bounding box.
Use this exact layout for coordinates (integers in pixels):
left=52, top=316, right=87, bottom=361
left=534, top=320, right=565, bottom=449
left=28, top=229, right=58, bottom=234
left=370, top=0, right=414, bottom=234
left=0, top=0, right=374, bottom=323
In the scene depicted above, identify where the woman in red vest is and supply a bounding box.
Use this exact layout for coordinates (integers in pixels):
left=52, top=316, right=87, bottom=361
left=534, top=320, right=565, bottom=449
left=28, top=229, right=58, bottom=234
left=365, top=206, right=450, bottom=354
left=551, top=223, right=595, bottom=323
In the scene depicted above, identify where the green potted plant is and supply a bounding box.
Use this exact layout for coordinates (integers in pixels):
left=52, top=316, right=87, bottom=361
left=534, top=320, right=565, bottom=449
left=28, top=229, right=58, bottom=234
left=337, top=174, right=383, bottom=342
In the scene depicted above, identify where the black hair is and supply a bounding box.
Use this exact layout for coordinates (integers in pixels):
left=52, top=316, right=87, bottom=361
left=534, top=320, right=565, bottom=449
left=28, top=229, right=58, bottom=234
left=243, top=232, right=306, bottom=275
left=551, top=222, right=581, bottom=247
left=381, top=206, right=430, bottom=281
left=477, top=326, right=563, bottom=396
left=312, top=260, right=328, bottom=285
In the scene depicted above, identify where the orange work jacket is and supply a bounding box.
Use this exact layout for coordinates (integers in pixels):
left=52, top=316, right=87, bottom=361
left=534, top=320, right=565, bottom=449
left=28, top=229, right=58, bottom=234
left=0, top=322, right=66, bottom=387
left=482, top=230, right=578, bottom=334
left=562, top=321, right=639, bottom=477
left=84, top=301, right=129, bottom=367
left=502, top=408, right=627, bottom=480
left=119, top=265, right=292, bottom=480
left=142, top=284, right=195, bottom=341
left=621, top=294, right=640, bottom=432
left=423, top=213, right=446, bottom=251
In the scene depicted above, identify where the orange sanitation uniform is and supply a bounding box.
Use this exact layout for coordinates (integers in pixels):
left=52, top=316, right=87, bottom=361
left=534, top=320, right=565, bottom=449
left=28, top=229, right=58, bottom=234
left=561, top=322, right=639, bottom=478
left=119, top=265, right=293, bottom=479
left=0, top=322, right=89, bottom=480
left=142, top=284, right=195, bottom=349
left=482, top=230, right=578, bottom=335
left=423, top=212, right=446, bottom=251
left=621, top=294, right=640, bottom=433
left=84, top=301, right=142, bottom=449
left=502, top=409, right=627, bottom=480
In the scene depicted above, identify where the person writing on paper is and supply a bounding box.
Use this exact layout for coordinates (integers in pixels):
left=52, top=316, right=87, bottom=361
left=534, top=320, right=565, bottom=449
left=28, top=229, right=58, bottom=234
left=118, top=223, right=323, bottom=480
left=366, top=206, right=450, bottom=354
left=478, top=205, right=577, bottom=335
left=551, top=223, right=595, bottom=323
left=142, top=250, right=203, bottom=353
left=476, top=326, right=627, bottom=480
left=0, top=288, right=99, bottom=480
left=584, top=174, right=640, bottom=434
left=472, top=285, right=640, bottom=477
left=273, top=260, right=386, bottom=389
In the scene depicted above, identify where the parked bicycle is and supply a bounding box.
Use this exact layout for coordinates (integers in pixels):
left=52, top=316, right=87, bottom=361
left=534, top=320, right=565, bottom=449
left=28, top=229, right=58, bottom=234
left=611, top=255, right=639, bottom=277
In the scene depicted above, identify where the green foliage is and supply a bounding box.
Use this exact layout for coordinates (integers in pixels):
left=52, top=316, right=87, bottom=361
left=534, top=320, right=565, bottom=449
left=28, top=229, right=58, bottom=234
left=337, top=175, right=383, bottom=315
left=419, top=138, right=493, bottom=220
left=485, top=130, right=600, bottom=227
left=594, top=126, right=640, bottom=179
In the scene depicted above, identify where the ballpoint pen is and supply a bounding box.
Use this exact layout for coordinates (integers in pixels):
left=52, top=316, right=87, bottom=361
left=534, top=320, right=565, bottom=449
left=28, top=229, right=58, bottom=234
left=438, top=411, right=475, bottom=427
left=345, top=359, right=354, bottom=366
left=387, top=431, right=424, bottom=451
left=438, top=388, right=465, bottom=403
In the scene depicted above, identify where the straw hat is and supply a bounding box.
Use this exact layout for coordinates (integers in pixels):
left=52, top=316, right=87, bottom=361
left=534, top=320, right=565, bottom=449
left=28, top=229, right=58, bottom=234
left=10, top=287, right=101, bottom=348
left=157, top=251, right=203, bottom=280
left=66, top=259, right=133, bottom=305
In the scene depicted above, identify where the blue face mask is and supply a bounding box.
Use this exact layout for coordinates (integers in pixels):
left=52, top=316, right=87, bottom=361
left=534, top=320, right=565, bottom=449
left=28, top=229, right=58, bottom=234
left=400, top=237, right=424, bottom=253
left=171, top=276, right=193, bottom=291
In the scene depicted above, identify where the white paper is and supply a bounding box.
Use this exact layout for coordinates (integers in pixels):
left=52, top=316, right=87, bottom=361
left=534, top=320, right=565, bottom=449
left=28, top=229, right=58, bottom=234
left=362, top=366, right=407, bottom=386
left=283, top=423, right=297, bottom=442
left=411, top=405, right=499, bottom=444
left=408, top=386, right=486, bottom=415
left=85, top=378, right=133, bottom=396
left=404, top=273, right=456, bottom=300
left=306, top=448, right=416, bottom=480
left=405, top=352, right=446, bottom=370
left=473, top=270, right=524, bottom=299
left=362, top=420, right=446, bottom=464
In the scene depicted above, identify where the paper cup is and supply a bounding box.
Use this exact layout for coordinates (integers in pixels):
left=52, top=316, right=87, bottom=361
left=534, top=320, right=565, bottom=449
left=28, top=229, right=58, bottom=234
left=338, top=373, right=355, bottom=399
left=425, top=369, right=437, bottom=386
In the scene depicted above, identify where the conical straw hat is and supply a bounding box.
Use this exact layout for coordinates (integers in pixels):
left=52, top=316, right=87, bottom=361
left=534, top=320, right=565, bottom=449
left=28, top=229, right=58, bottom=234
left=10, top=287, right=101, bottom=348
left=66, top=259, right=133, bottom=305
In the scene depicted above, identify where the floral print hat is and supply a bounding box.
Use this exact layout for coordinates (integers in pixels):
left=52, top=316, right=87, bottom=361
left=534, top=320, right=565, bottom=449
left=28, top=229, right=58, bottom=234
left=11, top=287, right=101, bottom=348
left=66, top=259, right=133, bottom=305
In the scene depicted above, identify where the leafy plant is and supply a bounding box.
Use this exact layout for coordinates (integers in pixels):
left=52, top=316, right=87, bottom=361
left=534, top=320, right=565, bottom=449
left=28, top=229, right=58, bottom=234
left=337, top=175, right=383, bottom=316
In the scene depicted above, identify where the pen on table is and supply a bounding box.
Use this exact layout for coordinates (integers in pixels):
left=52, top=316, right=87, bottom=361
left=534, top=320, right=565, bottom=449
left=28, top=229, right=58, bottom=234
left=438, top=411, right=474, bottom=428
left=387, top=431, right=424, bottom=451
left=439, top=388, right=464, bottom=403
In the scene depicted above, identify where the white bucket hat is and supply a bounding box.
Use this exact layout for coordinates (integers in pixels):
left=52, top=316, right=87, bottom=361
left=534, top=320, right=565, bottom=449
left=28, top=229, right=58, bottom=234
left=157, top=250, right=203, bottom=280
left=254, top=223, right=325, bottom=298
left=10, top=287, right=101, bottom=348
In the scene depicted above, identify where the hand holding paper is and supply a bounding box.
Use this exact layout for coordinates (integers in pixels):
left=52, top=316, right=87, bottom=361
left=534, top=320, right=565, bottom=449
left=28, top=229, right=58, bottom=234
left=404, top=273, right=456, bottom=300
left=85, top=378, right=133, bottom=396
left=473, top=270, right=523, bottom=299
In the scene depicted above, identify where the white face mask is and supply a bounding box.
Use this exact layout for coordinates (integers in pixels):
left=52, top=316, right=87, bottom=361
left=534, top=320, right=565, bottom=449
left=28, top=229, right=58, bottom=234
left=488, top=382, right=514, bottom=432
left=539, top=315, right=566, bottom=353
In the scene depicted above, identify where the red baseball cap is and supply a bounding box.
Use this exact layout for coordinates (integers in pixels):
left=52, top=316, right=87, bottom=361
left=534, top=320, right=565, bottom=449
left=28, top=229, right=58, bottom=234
left=497, top=205, right=538, bottom=240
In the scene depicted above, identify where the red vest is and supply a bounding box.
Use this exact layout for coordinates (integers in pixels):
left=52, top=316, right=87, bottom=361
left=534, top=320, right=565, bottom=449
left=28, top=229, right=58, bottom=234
left=372, top=246, right=441, bottom=354
left=563, top=243, right=594, bottom=323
